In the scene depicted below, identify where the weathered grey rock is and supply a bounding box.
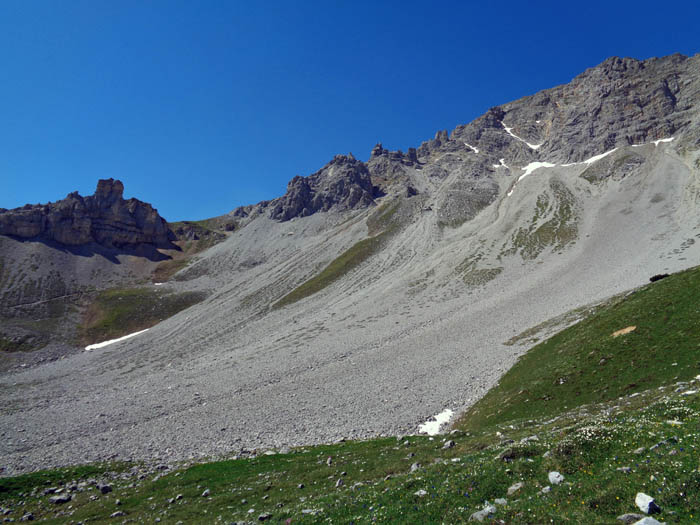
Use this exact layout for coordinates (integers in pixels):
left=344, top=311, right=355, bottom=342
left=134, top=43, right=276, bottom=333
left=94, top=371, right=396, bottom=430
left=633, top=447, right=646, bottom=454
left=110, top=511, right=125, bottom=518
left=0, top=179, right=175, bottom=248
left=507, top=482, right=523, bottom=495
left=49, top=494, right=71, bottom=504
left=201, top=488, right=210, bottom=497
left=494, top=498, right=507, bottom=505
left=469, top=504, right=496, bottom=522
left=632, top=518, right=665, bottom=525
left=617, top=514, right=645, bottom=524
left=617, top=466, right=632, bottom=473
left=258, top=513, right=272, bottom=522
left=442, top=440, right=455, bottom=449
left=268, top=155, right=377, bottom=221
left=410, top=462, right=422, bottom=473
left=98, top=483, right=112, bottom=494
left=635, top=492, right=661, bottom=514
left=548, top=471, right=564, bottom=485
left=334, top=478, right=344, bottom=488
left=414, top=489, right=427, bottom=497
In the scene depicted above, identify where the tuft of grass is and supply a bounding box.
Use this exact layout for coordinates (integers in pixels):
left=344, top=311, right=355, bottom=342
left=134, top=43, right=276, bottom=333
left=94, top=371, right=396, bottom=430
left=79, top=287, right=206, bottom=345
left=457, top=264, right=700, bottom=432
left=273, top=234, right=387, bottom=309
left=273, top=200, right=403, bottom=309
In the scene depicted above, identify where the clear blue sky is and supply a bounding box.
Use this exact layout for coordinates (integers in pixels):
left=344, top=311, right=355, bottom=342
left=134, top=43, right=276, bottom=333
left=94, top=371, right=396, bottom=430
left=2, top=0, right=698, bottom=221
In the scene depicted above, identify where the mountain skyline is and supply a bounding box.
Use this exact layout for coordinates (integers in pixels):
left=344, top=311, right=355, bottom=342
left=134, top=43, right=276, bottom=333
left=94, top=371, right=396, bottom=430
left=2, top=0, right=700, bottom=221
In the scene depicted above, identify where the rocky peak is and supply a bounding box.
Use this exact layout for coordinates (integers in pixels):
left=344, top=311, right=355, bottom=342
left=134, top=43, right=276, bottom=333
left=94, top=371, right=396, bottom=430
left=0, top=179, right=175, bottom=249
left=269, top=154, right=378, bottom=222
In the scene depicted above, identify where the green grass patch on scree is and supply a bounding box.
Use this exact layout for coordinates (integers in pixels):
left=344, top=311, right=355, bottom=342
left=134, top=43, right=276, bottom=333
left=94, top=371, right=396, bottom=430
left=457, top=265, right=700, bottom=432
left=80, top=287, right=206, bottom=345
left=273, top=201, right=401, bottom=309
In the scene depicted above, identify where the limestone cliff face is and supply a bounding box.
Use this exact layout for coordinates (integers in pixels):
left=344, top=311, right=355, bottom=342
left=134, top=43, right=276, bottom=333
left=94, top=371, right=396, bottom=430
left=0, top=179, right=175, bottom=248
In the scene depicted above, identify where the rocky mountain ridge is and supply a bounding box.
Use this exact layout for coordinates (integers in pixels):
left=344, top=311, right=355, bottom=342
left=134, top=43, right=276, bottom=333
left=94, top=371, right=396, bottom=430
left=0, top=179, right=175, bottom=249
left=230, top=53, right=699, bottom=227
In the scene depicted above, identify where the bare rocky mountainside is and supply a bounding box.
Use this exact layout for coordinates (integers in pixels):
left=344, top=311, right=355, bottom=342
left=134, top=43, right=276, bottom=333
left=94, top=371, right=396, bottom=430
left=1, top=53, right=700, bottom=476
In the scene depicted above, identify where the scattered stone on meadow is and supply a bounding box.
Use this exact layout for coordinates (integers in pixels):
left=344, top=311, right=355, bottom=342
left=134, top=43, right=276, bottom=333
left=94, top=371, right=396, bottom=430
left=20, top=513, right=34, bottom=522
left=201, top=488, right=210, bottom=497
left=616, top=466, right=632, bottom=473
left=617, top=514, right=645, bottom=524
left=326, top=456, right=332, bottom=466
left=384, top=475, right=392, bottom=481
left=335, top=479, right=344, bottom=488
left=414, top=489, right=427, bottom=497
left=631, top=518, right=665, bottom=525
left=297, top=484, right=304, bottom=489
left=351, top=482, right=364, bottom=491
left=442, top=440, right=456, bottom=449
left=258, top=513, right=272, bottom=521
left=49, top=494, right=72, bottom=504
left=110, top=511, right=125, bottom=518
left=168, top=498, right=175, bottom=504
left=540, top=486, right=551, bottom=494
left=548, top=471, right=564, bottom=485
left=507, top=482, right=523, bottom=495
left=43, top=487, right=58, bottom=496
left=115, top=499, right=121, bottom=505
left=633, top=447, right=646, bottom=454
left=520, top=435, right=539, bottom=444
left=542, top=450, right=551, bottom=458
left=635, top=492, right=661, bottom=514
left=494, top=498, right=507, bottom=506
left=175, top=494, right=183, bottom=500
left=98, top=483, right=112, bottom=494
left=410, top=462, right=422, bottom=473
left=469, top=504, right=496, bottom=522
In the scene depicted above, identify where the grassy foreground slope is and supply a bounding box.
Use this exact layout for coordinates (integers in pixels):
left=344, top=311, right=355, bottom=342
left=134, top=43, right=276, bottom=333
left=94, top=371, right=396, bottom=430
left=2, top=266, right=700, bottom=523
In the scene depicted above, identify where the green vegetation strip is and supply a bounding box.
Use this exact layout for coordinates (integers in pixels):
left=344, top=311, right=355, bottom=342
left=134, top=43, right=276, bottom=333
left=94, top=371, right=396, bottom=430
left=459, top=265, right=700, bottom=432
left=273, top=201, right=401, bottom=309
left=80, top=287, right=207, bottom=345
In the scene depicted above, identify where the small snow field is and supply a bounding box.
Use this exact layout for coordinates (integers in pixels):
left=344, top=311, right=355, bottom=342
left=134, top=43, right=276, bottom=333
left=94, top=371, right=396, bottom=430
left=85, top=329, right=150, bottom=350
left=419, top=408, right=453, bottom=435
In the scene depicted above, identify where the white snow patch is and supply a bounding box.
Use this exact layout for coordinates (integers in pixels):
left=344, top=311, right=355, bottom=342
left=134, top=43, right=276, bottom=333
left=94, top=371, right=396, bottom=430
left=464, top=142, right=479, bottom=153
left=419, top=408, right=453, bottom=435
left=517, top=161, right=556, bottom=182
left=536, top=120, right=541, bottom=124
left=652, top=137, right=674, bottom=146
left=85, top=329, right=150, bottom=351
left=561, top=162, right=579, bottom=167
left=501, top=121, right=542, bottom=150
left=154, top=282, right=165, bottom=286
left=582, top=148, right=618, bottom=165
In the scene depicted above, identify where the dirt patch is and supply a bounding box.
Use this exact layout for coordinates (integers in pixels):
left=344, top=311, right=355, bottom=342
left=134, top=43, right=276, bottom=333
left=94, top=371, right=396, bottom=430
left=612, top=325, right=636, bottom=338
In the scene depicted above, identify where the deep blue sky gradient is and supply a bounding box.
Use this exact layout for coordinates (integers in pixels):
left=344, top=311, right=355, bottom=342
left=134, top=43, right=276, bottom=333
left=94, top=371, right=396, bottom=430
left=2, top=0, right=699, bottom=220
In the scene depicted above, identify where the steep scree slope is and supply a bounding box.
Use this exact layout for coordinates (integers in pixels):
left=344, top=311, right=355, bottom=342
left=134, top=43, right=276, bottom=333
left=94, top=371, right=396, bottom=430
left=1, top=53, right=700, bottom=475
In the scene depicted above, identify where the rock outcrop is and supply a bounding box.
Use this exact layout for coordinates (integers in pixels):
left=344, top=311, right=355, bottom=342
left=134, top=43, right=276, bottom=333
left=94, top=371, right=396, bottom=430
left=0, top=179, right=175, bottom=248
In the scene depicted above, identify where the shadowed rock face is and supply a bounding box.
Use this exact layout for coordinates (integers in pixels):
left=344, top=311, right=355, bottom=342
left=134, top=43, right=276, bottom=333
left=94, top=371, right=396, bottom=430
left=268, top=154, right=378, bottom=222
left=0, top=179, right=175, bottom=248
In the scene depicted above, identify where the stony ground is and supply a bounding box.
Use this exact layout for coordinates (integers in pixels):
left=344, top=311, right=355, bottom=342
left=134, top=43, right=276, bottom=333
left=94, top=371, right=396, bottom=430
left=2, top=139, right=699, bottom=477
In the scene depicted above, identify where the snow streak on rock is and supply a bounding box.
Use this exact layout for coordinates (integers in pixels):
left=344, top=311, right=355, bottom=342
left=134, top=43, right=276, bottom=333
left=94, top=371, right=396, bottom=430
left=85, top=329, right=150, bottom=351
left=501, top=121, right=542, bottom=150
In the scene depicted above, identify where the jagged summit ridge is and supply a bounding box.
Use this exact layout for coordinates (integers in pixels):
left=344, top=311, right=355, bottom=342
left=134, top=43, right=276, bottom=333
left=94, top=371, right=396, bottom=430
left=0, top=178, right=175, bottom=248
left=232, top=53, right=698, bottom=224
